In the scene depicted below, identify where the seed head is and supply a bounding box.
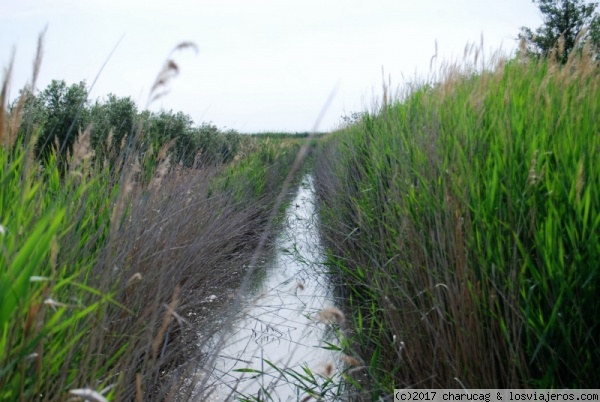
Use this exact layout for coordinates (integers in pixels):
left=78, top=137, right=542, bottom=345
left=317, top=307, right=345, bottom=325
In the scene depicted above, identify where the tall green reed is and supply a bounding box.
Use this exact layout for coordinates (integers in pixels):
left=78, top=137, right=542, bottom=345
left=315, top=46, right=600, bottom=393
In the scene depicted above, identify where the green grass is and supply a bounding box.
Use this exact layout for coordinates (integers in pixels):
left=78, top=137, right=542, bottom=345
left=0, top=48, right=305, bottom=400
left=210, top=137, right=301, bottom=203
left=314, top=49, right=600, bottom=393
left=0, top=131, right=118, bottom=399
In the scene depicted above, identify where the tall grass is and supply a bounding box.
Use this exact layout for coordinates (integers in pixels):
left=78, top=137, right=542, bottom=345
left=0, top=40, right=301, bottom=400
left=314, top=45, right=600, bottom=395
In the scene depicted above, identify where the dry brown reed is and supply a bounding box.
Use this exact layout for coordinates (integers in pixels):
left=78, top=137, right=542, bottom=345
left=341, top=354, right=361, bottom=367
left=320, top=362, right=334, bottom=378
left=7, top=91, right=26, bottom=148
left=316, top=307, right=345, bottom=325
left=69, top=125, right=94, bottom=172
left=0, top=51, right=13, bottom=147
left=2, top=28, right=45, bottom=150
left=149, top=156, right=170, bottom=191
left=31, top=27, right=45, bottom=91
left=88, top=155, right=297, bottom=400
left=148, top=42, right=198, bottom=106
left=152, top=285, right=181, bottom=360
left=135, top=373, right=143, bottom=402
left=576, top=158, right=585, bottom=203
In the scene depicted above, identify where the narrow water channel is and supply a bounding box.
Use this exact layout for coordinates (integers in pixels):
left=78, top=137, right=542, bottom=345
left=199, top=174, right=343, bottom=401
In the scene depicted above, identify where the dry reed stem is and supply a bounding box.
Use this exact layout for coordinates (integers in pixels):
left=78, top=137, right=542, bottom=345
left=527, top=149, right=539, bottom=186
left=148, top=42, right=197, bottom=106
left=7, top=90, right=26, bottom=148
left=192, top=150, right=203, bottom=169
left=70, top=125, right=94, bottom=171
left=576, top=158, right=584, bottom=203
left=24, top=130, right=38, bottom=177
left=108, top=141, right=139, bottom=243
left=105, top=129, right=113, bottom=150
left=135, top=373, right=143, bottom=402
left=2, top=29, right=45, bottom=150
left=150, top=156, right=170, bottom=191
left=0, top=50, right=14, bottom=147
left=172, top=42, right=198, bottom=53
left=152, top=285, right=181, bottom=360
left=157, top=137, right=177, bottom=161
left=31, top=27, right=46, bottom=92
left=23, top=302, right=41, bottom=339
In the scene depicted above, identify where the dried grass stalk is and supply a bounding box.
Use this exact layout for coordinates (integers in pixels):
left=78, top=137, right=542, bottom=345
left=150, top=156, right=171, bottom=191
left=152, top=285, right=181, bottom=360
left=70, top=125, right=94, bottom=171
left=8, top=90, right=27, bottom=148
left=147, top=42, right=197, bottom=106
left=341, top=354, right=361, bottom=367
left=316, top=307, right=345, bottom=325
left=135, top=373, right=143, bottom=402
left=0, top=50, right=14, bottom=147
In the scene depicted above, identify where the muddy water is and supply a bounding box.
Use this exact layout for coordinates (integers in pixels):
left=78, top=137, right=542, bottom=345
left=198, top=174, right=343, bottom=401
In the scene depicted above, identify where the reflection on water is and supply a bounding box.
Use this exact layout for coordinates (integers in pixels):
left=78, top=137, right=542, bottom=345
left=198, top=174, right=342, bottom=401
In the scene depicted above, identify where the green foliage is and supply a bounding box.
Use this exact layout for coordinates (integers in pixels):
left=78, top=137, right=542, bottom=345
left=89, top=94, right=137, bottom=164
left=1, top=36, right=306, bottom=400
left=0, top=135, right=118, bottom=400
left=209, top=138, right=300, bottom=204
left=188, top=122, right=241, bottom=167
left=315, top=51, right=600, bottom=389
left=519, top=0, right=600, bottom=62
left=14, top=81, right=244, bottom=175
left=0, top=107, right=302, bottom=401
left=29, top=80, right=89, bottom=170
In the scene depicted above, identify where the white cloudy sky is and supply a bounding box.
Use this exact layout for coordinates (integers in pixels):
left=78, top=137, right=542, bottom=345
left=1, top=0, right=542, bottom=133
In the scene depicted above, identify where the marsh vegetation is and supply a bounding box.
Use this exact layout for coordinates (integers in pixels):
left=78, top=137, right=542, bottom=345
left=2, top=26, right=600, bottom=402
left=314, top=44, right=600, bottom=397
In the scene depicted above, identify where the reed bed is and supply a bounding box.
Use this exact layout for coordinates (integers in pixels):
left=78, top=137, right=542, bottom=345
left=0, top=42, right=300, bottom=400
left=314, top=46, right=600, bottom=396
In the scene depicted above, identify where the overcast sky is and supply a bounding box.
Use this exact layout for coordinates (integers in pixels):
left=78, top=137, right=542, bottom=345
left=1, top=0, right=542, bottom=133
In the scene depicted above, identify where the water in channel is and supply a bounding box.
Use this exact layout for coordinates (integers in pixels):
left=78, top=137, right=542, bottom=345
left=200, top=174, right=343, bottom=401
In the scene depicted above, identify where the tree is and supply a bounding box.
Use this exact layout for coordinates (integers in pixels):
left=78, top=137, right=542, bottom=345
left=89, top=94, right=137, bottom=165
left=9, top=88, right=46, bottom=143
left=35, top=80, right=89, bottom=168
left=519, top=0, right=600, bottom=63
left=195, top=122, right=221, bottom=167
